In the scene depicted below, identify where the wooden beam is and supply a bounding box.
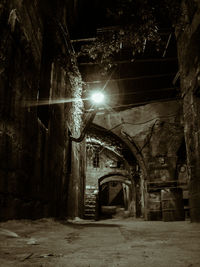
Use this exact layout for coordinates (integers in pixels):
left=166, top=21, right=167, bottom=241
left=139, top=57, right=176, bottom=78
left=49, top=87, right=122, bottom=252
left=79, top=57, right=177, bottom=66
left=71, top=37, right=96, bottom=43
left=86, top=96, right=181, bottom=113
left=84, top=73, right=176, bottom=84
left=109, top=87, right=179, bottom=96
left=71, top=30, right=173, bottom=43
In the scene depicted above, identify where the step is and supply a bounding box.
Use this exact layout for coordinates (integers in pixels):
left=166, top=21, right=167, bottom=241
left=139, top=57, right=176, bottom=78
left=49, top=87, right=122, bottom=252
left=84, top=201, right=96, bottom=205
left=85, top=196, right=96, bottom=200
left=85, top=195, right=96, bottom=198
left=84, top=211, right=96, bottom=215
left=84, top=206, right=96, bottom=210
left=84, top=214, right=95, bottom=218
left=85, top=202, right=96, bottom=205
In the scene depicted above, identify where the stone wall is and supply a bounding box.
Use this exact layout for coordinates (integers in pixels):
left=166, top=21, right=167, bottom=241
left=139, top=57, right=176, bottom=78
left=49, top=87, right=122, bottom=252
left=94, top=100, right=183, bottom=177
left=86, top=147, right=129, bottom=189
left=176, top=0, right=200, bottom=221
left=84, top=143, right=138, bottom=218
left=93, top=100, right=184, bottom=220
left=0, top=0, right=84, bottom=220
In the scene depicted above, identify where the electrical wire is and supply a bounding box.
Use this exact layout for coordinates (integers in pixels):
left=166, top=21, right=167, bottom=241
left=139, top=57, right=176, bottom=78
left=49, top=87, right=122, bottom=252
left=107, top=112, right=180, bottom=133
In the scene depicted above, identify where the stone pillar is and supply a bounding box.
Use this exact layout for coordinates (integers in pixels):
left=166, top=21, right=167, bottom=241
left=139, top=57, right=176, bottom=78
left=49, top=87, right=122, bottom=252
left=183, top=93, right=200, bottom=221
left=67, top=141, right=85, bottom=219
left=176, top=3, right=200, bottom=221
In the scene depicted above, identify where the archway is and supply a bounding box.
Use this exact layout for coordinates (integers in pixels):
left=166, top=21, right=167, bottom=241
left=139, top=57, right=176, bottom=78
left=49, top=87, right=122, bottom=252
left=98, top=174, right=133, bottom=219
left=84, top=124, right=145, bottom=220
left=91, top=123, right=148, bottom=178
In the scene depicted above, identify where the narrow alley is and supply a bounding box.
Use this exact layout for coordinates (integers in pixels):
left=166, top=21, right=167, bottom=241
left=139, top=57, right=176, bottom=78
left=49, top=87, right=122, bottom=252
left=1, top=1, right=200, bottom=266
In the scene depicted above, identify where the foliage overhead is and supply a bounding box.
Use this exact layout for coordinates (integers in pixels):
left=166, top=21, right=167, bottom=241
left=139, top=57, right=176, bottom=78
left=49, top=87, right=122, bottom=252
left=77, top=0, right=185, bottom=73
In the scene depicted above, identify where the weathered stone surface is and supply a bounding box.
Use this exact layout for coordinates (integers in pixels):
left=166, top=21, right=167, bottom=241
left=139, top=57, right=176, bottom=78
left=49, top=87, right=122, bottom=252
left=176, top=1, right=200, bottom=221
left=93, top=100, right=184, bottom=220
left=94, top=100, right=183, bottom=179
left=0, top=0, right=84, bottom=220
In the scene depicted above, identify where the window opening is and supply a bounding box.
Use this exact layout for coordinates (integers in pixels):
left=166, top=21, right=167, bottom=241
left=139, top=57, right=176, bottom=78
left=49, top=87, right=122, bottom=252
left=93, top=152, right=99, bottom=168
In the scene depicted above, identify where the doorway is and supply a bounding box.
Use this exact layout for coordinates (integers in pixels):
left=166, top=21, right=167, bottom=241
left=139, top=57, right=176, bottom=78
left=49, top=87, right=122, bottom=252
left=99, top=177, right=131, bottom=219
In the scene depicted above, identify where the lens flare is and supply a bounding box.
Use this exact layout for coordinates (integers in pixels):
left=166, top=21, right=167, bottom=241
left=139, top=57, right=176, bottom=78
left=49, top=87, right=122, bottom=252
left=91, top=92, right=105, bottom=104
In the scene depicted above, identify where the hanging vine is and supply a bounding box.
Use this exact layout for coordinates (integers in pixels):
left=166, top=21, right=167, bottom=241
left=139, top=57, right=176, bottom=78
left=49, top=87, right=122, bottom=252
left=77, top=0, right=186, bottom=73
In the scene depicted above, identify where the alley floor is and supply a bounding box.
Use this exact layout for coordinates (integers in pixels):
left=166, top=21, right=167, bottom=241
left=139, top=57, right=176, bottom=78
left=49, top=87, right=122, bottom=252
left=0, top=218, right=200, bottom=267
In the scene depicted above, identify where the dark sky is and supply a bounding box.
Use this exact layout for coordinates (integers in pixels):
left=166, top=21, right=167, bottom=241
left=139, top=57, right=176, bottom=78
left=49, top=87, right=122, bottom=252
left=71, top=0, right=115, bottom=38
left=69, top=0, right=172, bottom=39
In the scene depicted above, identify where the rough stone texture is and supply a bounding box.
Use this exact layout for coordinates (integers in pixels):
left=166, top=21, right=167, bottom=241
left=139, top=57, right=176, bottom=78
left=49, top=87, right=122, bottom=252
left=94, top=100, right=183, bottom=179
left=176, top=2, right=200, bottom=222
left=93, top=100, right=184, bottom=220
left=85, top=130, right=146, bottom=218
left=84, top=144, right=135, bottom=218
left=86, top=147, right=129, bottom=189
left=67, top=141, right=86, bottom=219
left=0, top=218, right=200, bottom=267
left=0, top=0, right=84, bottom=220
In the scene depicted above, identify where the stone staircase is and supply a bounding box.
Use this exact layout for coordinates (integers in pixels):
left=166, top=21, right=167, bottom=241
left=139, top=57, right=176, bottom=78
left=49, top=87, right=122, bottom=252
left=84, top=189, right=97, bottom=219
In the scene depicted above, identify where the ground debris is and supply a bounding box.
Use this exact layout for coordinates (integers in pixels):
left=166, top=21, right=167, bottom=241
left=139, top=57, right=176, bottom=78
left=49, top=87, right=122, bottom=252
left=21, top=253, right=34, bottom=262
left=64, top=232, right=80, bottom=243
left=38, top=253, right=63, bottom=258
left=0, top=219, right=200, bottom=267
left=0, top=228, right=19, bottom=238
left=26, top=237, right=39, bottom=245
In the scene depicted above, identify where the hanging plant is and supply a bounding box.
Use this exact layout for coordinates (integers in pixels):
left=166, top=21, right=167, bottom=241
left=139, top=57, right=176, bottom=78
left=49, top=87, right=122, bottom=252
left=77, top=0, right=184, bottom=73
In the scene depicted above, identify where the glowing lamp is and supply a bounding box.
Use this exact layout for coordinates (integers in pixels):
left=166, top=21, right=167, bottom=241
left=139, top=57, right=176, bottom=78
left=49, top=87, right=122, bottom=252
left=90, top=91, right=105, bottom=105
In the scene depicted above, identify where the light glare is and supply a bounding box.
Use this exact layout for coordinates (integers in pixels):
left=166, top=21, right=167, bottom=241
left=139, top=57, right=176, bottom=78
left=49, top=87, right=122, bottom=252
left=91, top=92, right=105, bottom=104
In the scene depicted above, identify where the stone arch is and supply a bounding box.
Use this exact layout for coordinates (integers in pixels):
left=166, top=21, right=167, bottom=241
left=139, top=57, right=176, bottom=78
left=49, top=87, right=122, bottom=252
left=86, top=124, right=146, bottom=218
left=99, top=173, right=131, bottom=186
left=90, top=123, right=147, bottom=178
left=98, top=173, right=134, bottom=216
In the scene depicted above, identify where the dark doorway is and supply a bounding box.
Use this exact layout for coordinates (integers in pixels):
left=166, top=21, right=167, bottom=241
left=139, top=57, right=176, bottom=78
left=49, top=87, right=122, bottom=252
left=99, top=181, right=128, bottom=218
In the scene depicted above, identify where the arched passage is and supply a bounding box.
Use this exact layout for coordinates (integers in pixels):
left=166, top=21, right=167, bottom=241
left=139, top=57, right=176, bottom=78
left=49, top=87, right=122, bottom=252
left=99, top=174, right=131, bottom=186
left=87, top=103, right=184, bottom=221
left=98, top=173, right=134, bottom=219
left=84, top=125, right=145, bottom=220
left=90, top=123, right=147, bottom=178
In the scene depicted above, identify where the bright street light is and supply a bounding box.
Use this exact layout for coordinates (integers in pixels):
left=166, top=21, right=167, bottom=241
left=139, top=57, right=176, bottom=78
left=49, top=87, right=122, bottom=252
left=71, top=91, right=106, bottom=142
left=90, top=91, right=105, bottom=105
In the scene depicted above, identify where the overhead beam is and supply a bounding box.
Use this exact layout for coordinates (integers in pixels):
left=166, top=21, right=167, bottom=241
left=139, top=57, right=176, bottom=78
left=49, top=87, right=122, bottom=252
left=79, top=57, right=177, bottom=66
left=71, top=37, right=96, bottom=43
left=84, top=73, right=176, bottom=84
left=109, top=87, right=179, bottom=96
left=71, top=30, right=173, bottom=43
left=86, top=96, right=181, bottom=113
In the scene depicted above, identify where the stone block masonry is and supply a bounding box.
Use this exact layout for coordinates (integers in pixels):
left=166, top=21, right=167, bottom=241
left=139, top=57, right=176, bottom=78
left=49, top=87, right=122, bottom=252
left=176, top=1, right=200, bottom=222
left=0, top=0, right=85, bottom=220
